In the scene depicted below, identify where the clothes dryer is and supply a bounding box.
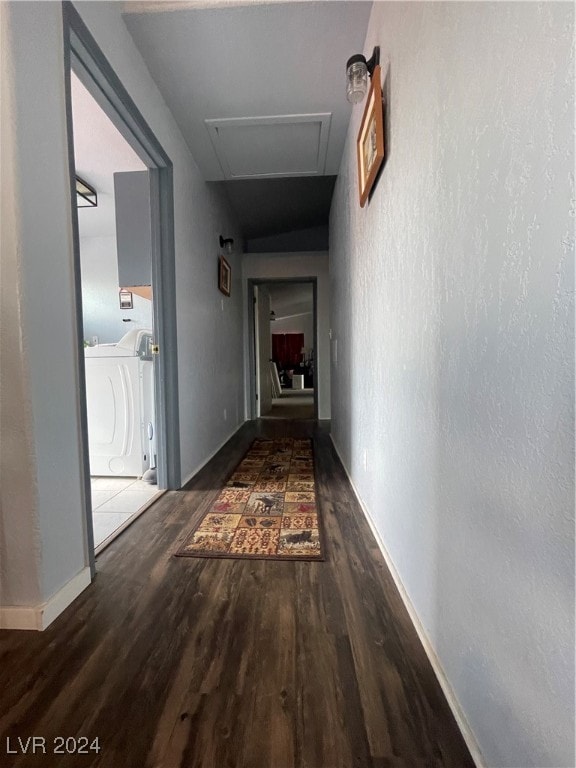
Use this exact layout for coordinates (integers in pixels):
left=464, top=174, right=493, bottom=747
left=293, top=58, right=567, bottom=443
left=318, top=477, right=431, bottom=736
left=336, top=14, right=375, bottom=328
left=84, top=329, right=155, bottom=477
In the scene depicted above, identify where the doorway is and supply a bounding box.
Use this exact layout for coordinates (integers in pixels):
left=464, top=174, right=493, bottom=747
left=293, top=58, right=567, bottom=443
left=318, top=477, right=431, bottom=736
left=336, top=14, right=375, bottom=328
left=70, top=73, right=161, bottom=551
left=250, top=279, right=318, bottom=420
left=64, top=5, right=180, bottom=567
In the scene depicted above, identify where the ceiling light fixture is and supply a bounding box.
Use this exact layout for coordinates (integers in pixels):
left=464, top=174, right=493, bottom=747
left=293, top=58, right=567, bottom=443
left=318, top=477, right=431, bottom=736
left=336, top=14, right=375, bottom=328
left=219, top=235, right=234, bottom=255
left=346, top=46, right=380, bottom=104
left=76, top=176, right=97, bottom=208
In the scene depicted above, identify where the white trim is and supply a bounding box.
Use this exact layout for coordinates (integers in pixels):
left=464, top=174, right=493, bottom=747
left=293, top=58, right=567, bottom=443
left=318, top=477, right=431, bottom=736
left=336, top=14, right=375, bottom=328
left=0, top=567, right=92, bottom=631
left=181, top=422, right=246, bottom=488
left=330, top=435, right=486, bottom=768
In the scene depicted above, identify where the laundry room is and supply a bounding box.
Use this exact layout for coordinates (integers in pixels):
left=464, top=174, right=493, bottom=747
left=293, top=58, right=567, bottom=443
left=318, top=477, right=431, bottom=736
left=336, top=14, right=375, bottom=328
left=71, top=71, right=161, bottom=552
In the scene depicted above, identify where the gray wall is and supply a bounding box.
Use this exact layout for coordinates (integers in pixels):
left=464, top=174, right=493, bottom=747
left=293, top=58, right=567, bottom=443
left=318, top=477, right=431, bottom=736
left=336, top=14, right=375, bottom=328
left=74, top=2, right=245, bottom=487
left=80, top=235, right=153, bottom=344
left=243, top=252, right=330, bottom=419
left=0, top=0, right=43, bottom=608
left=2, top=2, right=88, bottom=608
left=329, top=3, right=574, bottom=767
left=1, top=0, right=244, bottom=614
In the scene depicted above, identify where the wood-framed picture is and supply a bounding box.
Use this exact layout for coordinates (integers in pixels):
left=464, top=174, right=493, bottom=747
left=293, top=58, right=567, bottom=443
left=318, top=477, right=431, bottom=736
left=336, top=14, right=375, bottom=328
left=218, top=255, right=231, bottom=296
left=356, top=64, right=385, bottom=207
left=119, top=289, right=133, bottom=309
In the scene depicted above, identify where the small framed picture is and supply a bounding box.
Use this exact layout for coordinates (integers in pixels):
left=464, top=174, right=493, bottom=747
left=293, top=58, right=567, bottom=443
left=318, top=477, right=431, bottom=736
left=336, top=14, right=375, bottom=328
left=356, top=64, right=385, bottom=207
left=218, top=255, right=231, bottom=297
left=119, top=289, right=133, bottom=309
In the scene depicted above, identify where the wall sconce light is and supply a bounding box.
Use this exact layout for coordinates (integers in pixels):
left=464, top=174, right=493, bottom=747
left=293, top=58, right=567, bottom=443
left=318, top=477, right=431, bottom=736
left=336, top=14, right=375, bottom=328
left=219, top=235, right=234, bottom=255
left=76, top=176, right=97, bottom=208
left=346, top=46, right=380, bottom=104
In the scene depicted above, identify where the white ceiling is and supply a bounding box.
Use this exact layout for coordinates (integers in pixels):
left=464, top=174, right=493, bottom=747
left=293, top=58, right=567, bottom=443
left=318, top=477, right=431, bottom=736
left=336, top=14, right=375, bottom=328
left=71, top=72, right=146, bottom=238
left=268, top=282, right=313, bottom=318
left=123, top=2, right=371, bottom=181
left=121, top=1, right=372, bottom=241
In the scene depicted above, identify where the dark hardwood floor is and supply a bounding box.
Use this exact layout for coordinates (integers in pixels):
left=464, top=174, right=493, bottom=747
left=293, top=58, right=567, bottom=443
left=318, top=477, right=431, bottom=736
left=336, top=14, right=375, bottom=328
left=0, top=420, right=474, bottom=768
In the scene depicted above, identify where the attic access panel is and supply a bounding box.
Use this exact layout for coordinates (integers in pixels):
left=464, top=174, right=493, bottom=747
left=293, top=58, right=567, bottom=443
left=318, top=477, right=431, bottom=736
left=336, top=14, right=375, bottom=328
left=205, top=114, right=331, bottom=180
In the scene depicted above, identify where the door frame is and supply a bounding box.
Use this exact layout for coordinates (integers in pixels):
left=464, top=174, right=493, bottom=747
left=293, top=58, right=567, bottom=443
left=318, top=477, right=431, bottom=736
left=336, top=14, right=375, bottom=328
left=247, top=277, right=318, bottom=420
left=252, top=284, right=262, bottom=418
left=63, top=3, right=181, bottom=573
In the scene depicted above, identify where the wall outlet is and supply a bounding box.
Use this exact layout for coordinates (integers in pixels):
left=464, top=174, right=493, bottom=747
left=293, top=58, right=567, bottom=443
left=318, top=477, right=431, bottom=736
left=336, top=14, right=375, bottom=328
left=91, top=335, right=98, bottom=346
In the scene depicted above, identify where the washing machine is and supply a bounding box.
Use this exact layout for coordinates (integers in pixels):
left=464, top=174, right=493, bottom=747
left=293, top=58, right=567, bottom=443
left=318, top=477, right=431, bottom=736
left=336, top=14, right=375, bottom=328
left=84, top=328, right=156, bottom=477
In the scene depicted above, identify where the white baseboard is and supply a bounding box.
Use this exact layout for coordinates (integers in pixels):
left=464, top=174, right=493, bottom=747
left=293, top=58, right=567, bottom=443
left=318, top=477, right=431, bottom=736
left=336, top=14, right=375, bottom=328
left=330, top=435, right=485, bottom=768
left=181, top=421, right=246, bottom=488
left=0, top=567, right=92, bottom=631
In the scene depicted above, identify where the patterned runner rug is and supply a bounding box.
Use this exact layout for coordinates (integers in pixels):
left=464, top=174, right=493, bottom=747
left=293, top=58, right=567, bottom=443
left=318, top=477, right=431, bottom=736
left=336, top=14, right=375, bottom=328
left=175, top=438, right=324, bottom=561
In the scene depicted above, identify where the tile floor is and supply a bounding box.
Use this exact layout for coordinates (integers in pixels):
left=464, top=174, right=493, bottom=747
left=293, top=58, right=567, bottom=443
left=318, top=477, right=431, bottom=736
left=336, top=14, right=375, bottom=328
left=91, top=476, right=161, bottom=549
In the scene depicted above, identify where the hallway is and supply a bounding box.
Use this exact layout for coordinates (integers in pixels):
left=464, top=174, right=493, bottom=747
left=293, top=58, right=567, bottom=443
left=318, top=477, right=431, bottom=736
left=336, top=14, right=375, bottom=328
left=261, top=389, right=315, bottom=420
left=2, top=2, right=573, bottom=766
left=0, top=419, right=472, bottom=768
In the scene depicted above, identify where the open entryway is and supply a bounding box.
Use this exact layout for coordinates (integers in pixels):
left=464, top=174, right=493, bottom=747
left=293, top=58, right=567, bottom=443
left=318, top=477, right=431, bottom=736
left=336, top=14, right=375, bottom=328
left=71, top=73, right=161, bottom=552
left=65, top=4, right=180, bottom=565
left=251, top=279, right=318, bottom=420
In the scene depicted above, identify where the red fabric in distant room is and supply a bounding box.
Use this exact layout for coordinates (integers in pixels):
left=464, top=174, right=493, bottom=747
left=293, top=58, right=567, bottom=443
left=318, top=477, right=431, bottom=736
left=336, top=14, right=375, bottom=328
left=272, top=333, right=304, bottom=366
